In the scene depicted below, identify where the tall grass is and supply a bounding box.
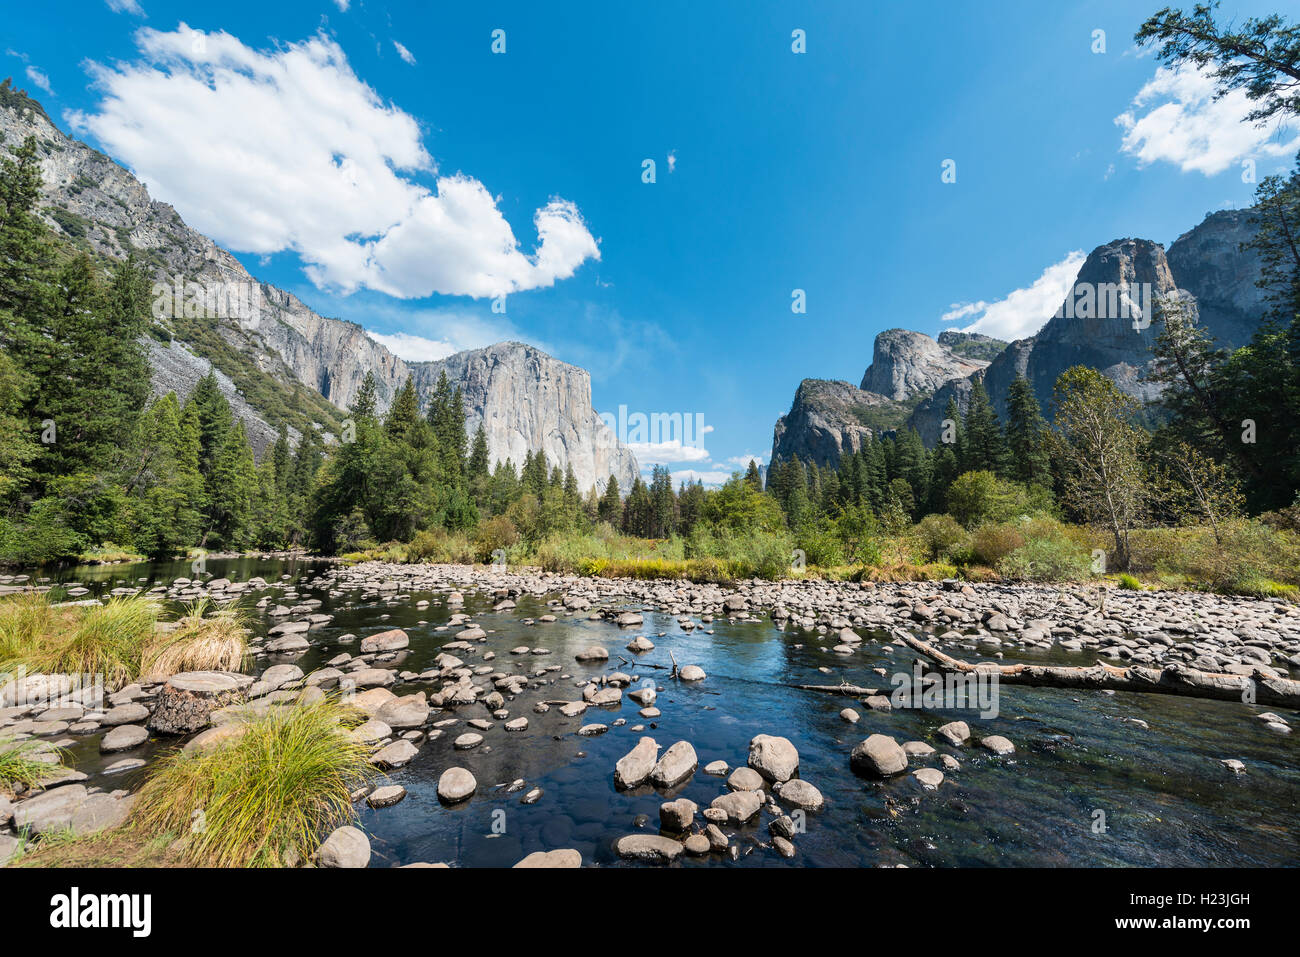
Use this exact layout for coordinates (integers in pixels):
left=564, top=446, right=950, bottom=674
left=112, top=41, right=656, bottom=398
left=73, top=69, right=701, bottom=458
left=131, top=697, right=376, bottom=867
left=0, top=593, right=249, bottom=691
left=0, top=737, right=66, bottom=794
left=142, top=599, right=249, bottom=680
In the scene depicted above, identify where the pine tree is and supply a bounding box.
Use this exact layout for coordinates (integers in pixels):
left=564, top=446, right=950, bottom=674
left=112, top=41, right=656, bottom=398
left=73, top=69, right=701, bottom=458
left=1005, top=376, right=1051, bottom=486
left=598, top=475, right=621, bottom=524
left=961, top=377, right=1006, bottom=475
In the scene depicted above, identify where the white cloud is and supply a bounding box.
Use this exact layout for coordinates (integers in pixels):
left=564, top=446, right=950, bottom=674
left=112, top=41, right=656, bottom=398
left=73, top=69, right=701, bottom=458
left=627, top=440, right=710, bottom=465
left=1116, top=64, right=1300, bottom=176
left=392, top=40, right=416, bottom=66
left=724, top=453, right=766, bottom=468
left=366, top=331, right=456, bottom=362
left=333, top=0, right=350, bottom=10
left=68, top=26, right=599, bottom=299
left=945, top=251, right=1086, bottom=341
left=24, top=66, right=51, bottom=95
left=106, top=0, right=145, bottom=15
left=668, top=469, right=732, bottom=488
left=667, top=149, right=677, bottom=173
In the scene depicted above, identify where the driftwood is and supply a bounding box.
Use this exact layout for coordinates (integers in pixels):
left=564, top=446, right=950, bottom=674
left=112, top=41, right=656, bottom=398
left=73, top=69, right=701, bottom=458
left=888, top=628, right=1300, bottom=709
left=793, top=683, right=879, bottom=696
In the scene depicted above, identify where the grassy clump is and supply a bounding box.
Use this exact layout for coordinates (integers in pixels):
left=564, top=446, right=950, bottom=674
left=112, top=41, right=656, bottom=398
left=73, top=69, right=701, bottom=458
left=131, top=697, right=375, bottom=867
left=0, top=593, right=249, bottom=691
left=1118, top=573, right=1143, bottom=590
left=142, top=599, right=248, bottom=680
left=0, top=737, right=67, bottom=795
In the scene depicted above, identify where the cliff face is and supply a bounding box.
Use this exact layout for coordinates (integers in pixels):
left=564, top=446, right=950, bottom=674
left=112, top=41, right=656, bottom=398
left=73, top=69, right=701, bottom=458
left=410, top=342, right=638, bottom=492
left=1166, top=208, right=1267, bottom=350
left=861, top=328, right=990, bottom=400
left=771, top=379, right=909, bottom=467
left=781, top=209, right=1270, bottom=454
left=0, top=90, right=637, bottom=486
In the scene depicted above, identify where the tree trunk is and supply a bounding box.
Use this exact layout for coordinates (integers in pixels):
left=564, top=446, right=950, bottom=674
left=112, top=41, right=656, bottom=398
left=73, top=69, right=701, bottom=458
left=888, top=628, right=1300, bottom=709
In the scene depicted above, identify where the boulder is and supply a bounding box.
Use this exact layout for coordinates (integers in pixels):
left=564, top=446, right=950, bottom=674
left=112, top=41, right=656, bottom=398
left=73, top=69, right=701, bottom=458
left=748, top=734, right=799, bottom=782
left=437, top=767, right=477, bottom=803
left=314, top=826, right=371, bottom=868
left=513, top=848, right=581, bottom=868
left=850, top=734, right=908, bottom=777
left=360, top=629, right=409, bottom=653
left=651, top=740, right=698, bottom=788
left=615, top=737, right=660, bottom=788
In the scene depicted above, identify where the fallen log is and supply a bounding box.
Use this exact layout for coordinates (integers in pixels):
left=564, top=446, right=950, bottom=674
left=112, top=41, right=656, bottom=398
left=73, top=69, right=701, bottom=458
left=793, top=683, right=879, bottom=696
left=888, top=628, right=1300, bottom=709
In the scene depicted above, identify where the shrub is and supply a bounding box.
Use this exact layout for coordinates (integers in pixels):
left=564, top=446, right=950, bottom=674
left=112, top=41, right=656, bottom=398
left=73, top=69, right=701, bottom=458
left=131, top=697, right=376, bottom=867
left=474, top=515, right=520, bottom=563
left=970, top=523, right=1026, bottom=566
left=946, top=471, right=1053, bottom=528
left=998, top=536, right=1093, bottom=582
left=1118, top=573, right=1142, bottom=590
left=914, top=514, right=969, bottom=562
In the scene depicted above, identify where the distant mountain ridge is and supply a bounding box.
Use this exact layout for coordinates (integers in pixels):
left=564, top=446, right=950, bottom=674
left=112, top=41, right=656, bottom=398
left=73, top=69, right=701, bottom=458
left=772, top=208, right=1269, bottom=467
left=0, top=84, right=638, bottom=491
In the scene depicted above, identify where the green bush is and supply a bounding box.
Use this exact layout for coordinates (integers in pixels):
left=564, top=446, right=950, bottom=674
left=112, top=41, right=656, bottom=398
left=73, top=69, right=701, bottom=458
left=914, top=513, right=969, bottom=562
left=997, top=535, right=1093, bottom=582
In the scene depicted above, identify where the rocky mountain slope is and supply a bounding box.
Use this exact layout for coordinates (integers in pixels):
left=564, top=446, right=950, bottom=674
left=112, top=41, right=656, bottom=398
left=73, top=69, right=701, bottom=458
left=0, top=85, right=637, bottom=488
left=770, top=378, right=911, bottom=465
left=411, top=342, right=638, bottom=491
left=773, top=208, right=1269, bottom=461
left=860, top=328, right=992, bottom=401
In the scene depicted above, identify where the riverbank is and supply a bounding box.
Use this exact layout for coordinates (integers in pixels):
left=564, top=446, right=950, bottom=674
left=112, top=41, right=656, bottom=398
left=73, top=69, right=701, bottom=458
left=3, top=559, right=1297, bottom=867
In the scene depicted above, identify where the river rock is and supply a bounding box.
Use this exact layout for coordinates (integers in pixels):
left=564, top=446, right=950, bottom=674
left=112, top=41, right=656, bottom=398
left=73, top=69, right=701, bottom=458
left=513, top=848, right=581, bottom=868
left=980, top=734, right=1015, bottom=756
left=360, top=629, right=409, bottom=653
left=615, top=737, right=660, bottom=788
left=659, top=798, right=697, bottom=831
left=437, top=767, right=477, bottom=802
left=314, top=826, right=370, bottom=868
left=851, top=734, right=908, bottom=777
left=748, top=733, right=799, bottom=782
left=776, top=778, right=824, bottom=811
left=651, top=740, right=698, bottom=787
left=936, top=720, right=970, bottom=745
left=614, top=834, right=681, bottom=862
left=100, top=724, right=148, bottom=753
left=710, top=789, right=763, bottom=823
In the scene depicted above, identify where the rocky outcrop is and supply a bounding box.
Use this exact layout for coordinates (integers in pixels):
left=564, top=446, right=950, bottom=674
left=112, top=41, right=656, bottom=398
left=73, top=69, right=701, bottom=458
left=937, top=330, right=1007, bottom=362
left=771, top=379, right=909, bottom=467
left=909, top=226, right=1266, bottom=444
left=0, top=88, right=638, bottom=481
left=1166, top=208, right=1267, bottom=350
left=410, top=342, right=638, bottom=492
left=861, top=328, right=990, bottom=401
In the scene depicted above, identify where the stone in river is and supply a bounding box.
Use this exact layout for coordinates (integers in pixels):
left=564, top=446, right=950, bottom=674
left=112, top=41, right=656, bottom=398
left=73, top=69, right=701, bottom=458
left=99, top=723, right=148, bottom=753
left=370, top=739, right=418, bottom=768
left=575, top=645, right=609, bottom=662
left=980, top=735, right=1015, bottom=756
left=936, top=720, right=970, bottom=745
left=454, top=732, right=484, bottom=750
left=437, top=767, right=477, bottom=803
left=615, top=736, right=660, bottom=788
left=748, top=733, right=799, bottom=782
left=614, top=834, right=681, bottom=862
left=709, top=789, right=763, bottom=823
left=912, top=767, right=944, bottom=789
left=366, top=785, right=407, bottom=808
left=776, top=778, right=823, bottom=811
left=651, top=740, right=698, bottom=787
left=659, top=798, right=697, bottom=831
left=360, top=628, right=409, bottom=653
left=678, top=665, right=706, bottom=681
left=850, top=734, right=908, bottom=777
left=727, top=767, right=765, bottom=792
left=314, top=826, right=370, bottom=868
left=513, top=848, right=581, bottom=868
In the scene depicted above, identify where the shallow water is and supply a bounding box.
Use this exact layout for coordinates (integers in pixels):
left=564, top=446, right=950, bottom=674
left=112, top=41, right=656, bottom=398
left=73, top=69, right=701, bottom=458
left=31, top=558, right=1300, bottom=867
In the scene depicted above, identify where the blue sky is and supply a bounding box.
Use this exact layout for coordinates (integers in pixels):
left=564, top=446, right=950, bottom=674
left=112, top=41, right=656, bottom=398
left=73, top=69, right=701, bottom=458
left=4, top=0, right=1297, bottom=484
